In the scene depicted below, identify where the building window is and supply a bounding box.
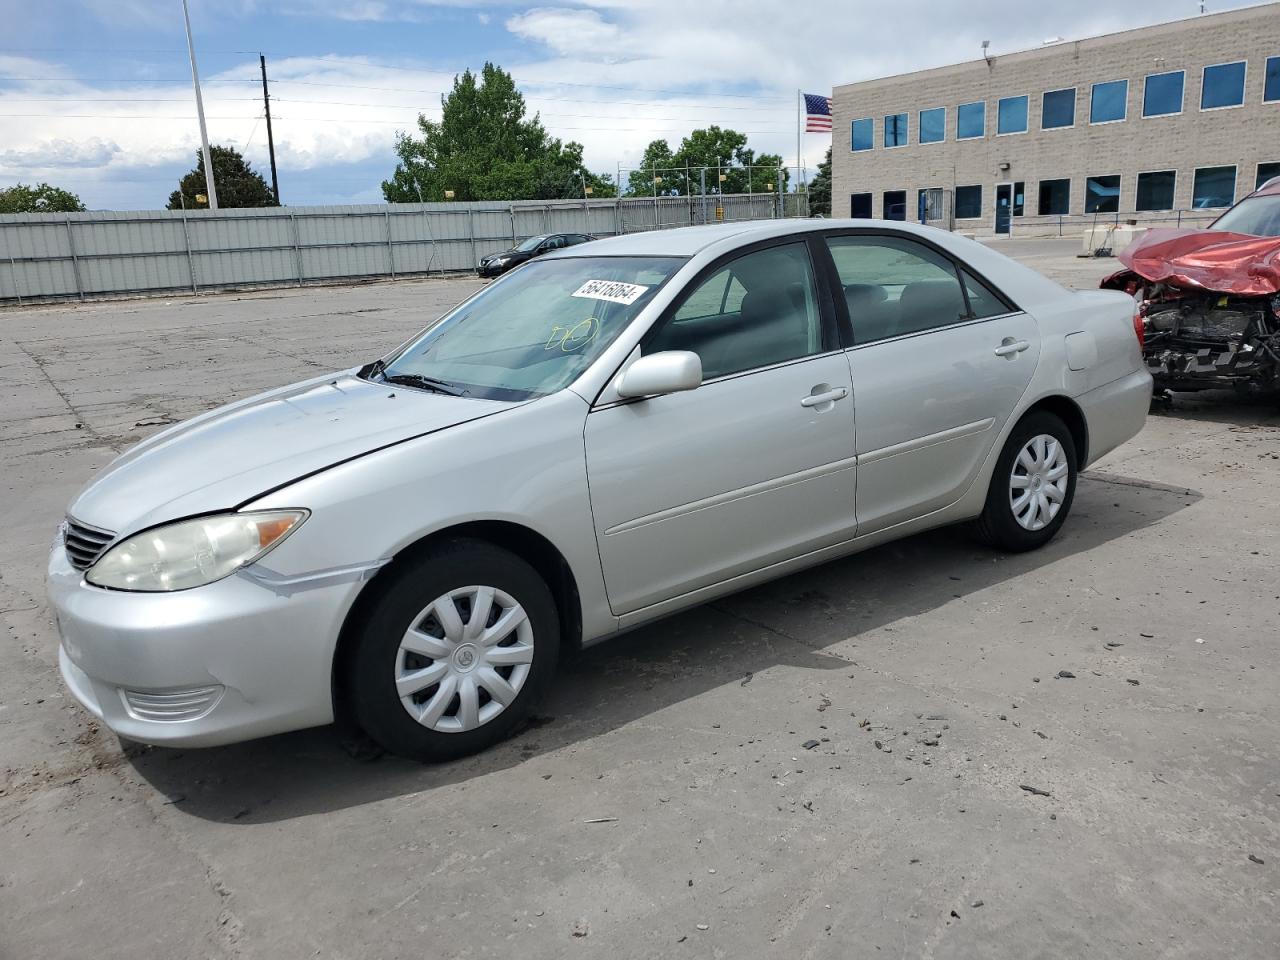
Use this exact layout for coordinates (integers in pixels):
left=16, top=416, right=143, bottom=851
left=1143, top=70, right=1185, bottom=117
left=956, top=101, right=985, bottom=139
left=997, top=95, right=1028, bottom=134
left=1258, top=162, right=1280, bottom=190
left=919, top=107, right=945, bottom=144
left=883, top=114, right=908, bottom=147
left=883, top=190, right=907, bottom=220
left=1136, top=171, right=1176, bottom=211
left=1193, top=166, right=1236, bottom=208
left=1042, top=88, right=1076, bottom=129
left=955, top=185, right=982, bottom=219
left=1085, top=175, right=1121, bottom=214
left=1038, top=179, right=1071, bottom=216
left=851, top=118, right=874, bottom=152
left=850, top=193, right=873, bottom=218
left=1201, top=61, right=1246, bottom=109
left=1012, top=182, right=1025, bottom=217
left=1090, top=79, right=1128, bottom=123
left=1265, top=56, right=1280, bottom=102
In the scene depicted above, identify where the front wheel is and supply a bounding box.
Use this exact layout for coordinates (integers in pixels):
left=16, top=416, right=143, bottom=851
left=974, top=412, right=1078, bottom=552
left=347, top=539, right=560, bottom=761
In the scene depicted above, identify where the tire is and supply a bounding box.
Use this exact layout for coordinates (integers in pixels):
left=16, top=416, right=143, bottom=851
left=347, top=538, right=560, bottom=762
left=974, top=411, right=1078, bottom=553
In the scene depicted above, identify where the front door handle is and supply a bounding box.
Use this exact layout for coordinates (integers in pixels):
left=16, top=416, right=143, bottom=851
left=994, top=338, right=1030, bottom=357
left=800, top=387, right=849, bottom=407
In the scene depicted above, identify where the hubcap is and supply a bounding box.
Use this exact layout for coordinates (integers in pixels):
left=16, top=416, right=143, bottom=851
left=394, top=585, right=534, bottom=733
left=1009, top=434, right=1070, bottom=532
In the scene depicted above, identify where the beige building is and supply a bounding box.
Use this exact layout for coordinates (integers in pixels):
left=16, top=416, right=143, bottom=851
left=830, top=3, right=1280, bottom=235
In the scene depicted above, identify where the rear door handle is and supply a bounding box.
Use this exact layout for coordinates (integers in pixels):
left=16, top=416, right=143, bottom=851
left=800, top=387, right=849, bottom=407
left=994, top=338, right=1030, bottom=357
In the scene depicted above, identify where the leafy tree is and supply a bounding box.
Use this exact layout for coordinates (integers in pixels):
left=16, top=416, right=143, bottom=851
left=383, top=63, right=599, bottom=203
left=579, top=171, right=618, bottom=198
left=0, top=182, right=85, bottom=213
left=626, top=139, right=680, bottom=196
left=167, top=145, right=276, bottom=210
left=807, top=146, right=832, bottom=216
left=624, top=126, right=789, bottom=197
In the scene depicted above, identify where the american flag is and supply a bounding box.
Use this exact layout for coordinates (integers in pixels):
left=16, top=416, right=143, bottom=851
left=803, top=93, right=832, bottom=132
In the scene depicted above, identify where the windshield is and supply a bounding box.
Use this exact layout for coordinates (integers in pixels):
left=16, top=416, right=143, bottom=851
left=377, top=256, right=683, bottom=400
left=1212, top=195, right=1280, bottom=237
left=515, top=235, right=550, bottom=253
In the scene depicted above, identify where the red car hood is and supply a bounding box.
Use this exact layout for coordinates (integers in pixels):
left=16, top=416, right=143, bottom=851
left=1103, top=228, right=1280, bottom=296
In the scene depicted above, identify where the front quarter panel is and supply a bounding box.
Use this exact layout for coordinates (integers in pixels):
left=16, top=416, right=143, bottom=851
left=243, top=389, right=616, bottom=643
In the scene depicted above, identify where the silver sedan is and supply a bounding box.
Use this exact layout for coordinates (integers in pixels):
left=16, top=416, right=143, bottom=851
left=49, top=220, right=1151, bottom=760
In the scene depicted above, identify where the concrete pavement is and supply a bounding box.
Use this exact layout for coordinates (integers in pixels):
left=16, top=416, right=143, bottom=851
left=2, top=239, right=1277, bottom=959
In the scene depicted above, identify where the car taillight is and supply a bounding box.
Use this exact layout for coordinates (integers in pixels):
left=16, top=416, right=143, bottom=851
left=1132, top=302, right=1145, bottom=350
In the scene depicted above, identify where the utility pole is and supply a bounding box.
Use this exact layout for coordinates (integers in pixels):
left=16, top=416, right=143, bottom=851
left=259, top=54, right=280, bottom=205
left=181, top=0, right=218, bottom=209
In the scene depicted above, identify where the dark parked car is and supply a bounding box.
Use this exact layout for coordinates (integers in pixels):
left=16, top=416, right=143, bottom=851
left=1103, top=175, right=1280, bottom=397
left=478, top=233, right=595, bottom=277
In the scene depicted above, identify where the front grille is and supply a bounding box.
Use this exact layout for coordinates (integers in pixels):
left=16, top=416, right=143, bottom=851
left=121, top=685, right=224, bottom=722
left=63, top=518, right=116, bottom=571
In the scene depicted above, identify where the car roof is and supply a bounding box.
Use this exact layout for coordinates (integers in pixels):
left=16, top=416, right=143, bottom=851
left=543, top=217, right=1071, bottom=309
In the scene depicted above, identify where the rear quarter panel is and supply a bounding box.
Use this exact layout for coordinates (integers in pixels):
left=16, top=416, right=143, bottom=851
left=1030, top=289, right=1142, bottom=396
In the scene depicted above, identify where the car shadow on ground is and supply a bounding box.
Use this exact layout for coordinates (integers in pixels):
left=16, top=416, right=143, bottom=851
left=127, top=469, right=1201, bottom=824
left=1150, top=387, right=1280, bottom=426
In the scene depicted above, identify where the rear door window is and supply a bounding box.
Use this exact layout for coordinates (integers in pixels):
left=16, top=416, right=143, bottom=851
left=825, top=235, right=972, bottom=343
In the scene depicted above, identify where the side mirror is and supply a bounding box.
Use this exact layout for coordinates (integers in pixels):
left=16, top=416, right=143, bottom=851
left=616, top=351, right=702, bottom=399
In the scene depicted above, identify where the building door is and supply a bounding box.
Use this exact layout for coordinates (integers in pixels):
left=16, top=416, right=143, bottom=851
left=850, top=193, right=872, bottom=218
left=994, top=183, right=1013, bottom=234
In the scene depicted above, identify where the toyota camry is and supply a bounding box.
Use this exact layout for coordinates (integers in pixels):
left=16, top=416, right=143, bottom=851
left=50, top=220, right=1151, bottom=760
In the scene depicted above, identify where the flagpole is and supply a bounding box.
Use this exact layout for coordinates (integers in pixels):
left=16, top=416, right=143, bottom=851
left=796, top=90, right=803, bottom=210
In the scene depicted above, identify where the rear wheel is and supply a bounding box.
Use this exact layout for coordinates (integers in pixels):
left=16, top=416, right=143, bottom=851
left=347, top=539, right=559, bottom=761
left=975, top=411, right=1077, bottom=552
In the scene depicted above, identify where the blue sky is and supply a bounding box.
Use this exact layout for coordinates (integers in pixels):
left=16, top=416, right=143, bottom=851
left=0, top=0, right=1271, bottom=209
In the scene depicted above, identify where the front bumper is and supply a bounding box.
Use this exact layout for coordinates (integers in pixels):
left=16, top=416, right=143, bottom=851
left=48, top=543, right=366, bottom=748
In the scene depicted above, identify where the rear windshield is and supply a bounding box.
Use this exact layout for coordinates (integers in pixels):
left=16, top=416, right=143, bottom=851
left=1212, top=195, right=1280, bottom=237
left=380, top=256, right=683, bottom=400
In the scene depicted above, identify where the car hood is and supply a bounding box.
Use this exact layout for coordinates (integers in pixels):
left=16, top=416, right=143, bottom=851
left=1102, top=228, right=1280, bottom=296
left=482, top=248, right=523, bottom=262
left=68, top=371, right=512, bottom=537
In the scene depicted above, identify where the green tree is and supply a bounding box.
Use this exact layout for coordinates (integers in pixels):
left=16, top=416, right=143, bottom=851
left=167, top=145, right=276, bottom=210
left=626, top=139, right=680, bottom=196
left=807, top=146, right=832, bottom=216
left=0, top=182, right=86, bottom=213
left=624, top=126, right=789, bottom=197
left=579, top=171, right=618, bottom=198
left=383, top=63, right=596, bottom=203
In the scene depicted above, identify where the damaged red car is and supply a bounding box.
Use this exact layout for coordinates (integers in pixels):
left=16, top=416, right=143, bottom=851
left=1103, top=175, right=1280, bottom=397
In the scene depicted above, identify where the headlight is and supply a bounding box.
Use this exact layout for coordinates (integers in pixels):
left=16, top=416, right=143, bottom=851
left=490, top=257, right=509, bottom=265
left=85, top=510, right=307, bottom=592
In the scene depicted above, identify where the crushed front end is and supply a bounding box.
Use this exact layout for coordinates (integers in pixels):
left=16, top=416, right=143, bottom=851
left=1139, top=287, right=1280, bottom=394
left=1102, top=227, right=1280, bottom=396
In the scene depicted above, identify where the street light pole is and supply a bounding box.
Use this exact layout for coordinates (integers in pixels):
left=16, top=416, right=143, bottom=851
left=181, top=0, right=218, bottom=210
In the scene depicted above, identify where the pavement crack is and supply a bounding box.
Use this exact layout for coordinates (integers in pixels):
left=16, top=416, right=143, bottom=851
left=10, top=339, right=123, bottom=454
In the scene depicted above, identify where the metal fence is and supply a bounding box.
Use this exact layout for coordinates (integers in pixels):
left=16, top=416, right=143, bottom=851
left=997, top=209, right=1221, bottom=239
left=0, top=192, right=804, bottom=304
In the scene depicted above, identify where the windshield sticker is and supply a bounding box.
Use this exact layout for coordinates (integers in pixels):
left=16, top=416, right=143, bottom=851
left=571, top=279, right=649, bottom=305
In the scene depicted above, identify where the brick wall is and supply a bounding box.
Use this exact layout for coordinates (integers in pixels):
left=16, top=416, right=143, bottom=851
left=830, top=3, right=1280, bottom=235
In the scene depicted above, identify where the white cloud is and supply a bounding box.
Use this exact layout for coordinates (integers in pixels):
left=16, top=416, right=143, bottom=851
left=2, top=0, right=1272, bottom=207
